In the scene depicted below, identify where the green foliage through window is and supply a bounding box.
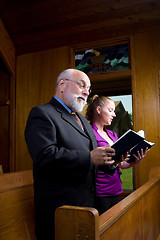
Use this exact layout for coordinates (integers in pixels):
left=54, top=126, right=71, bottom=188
left=120, top=167, right=133, bottom=190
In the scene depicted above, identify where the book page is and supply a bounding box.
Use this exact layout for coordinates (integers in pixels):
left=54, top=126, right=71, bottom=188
left=137, top=130, right=145, bottom=138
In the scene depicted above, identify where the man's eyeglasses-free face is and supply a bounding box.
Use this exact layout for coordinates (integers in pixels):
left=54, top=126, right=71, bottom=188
left=65, top=78, right=91, bottom=94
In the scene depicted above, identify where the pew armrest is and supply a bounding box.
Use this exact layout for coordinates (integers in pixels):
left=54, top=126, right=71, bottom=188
left=55, top=205, right=99, bottom=240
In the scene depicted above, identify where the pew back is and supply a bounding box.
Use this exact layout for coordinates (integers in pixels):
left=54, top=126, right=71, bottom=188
left=55, top=172, right=160, bottom=240
left=0, top=168, right=159, bottom=240
left=99, top=175, right=160, bottom=240
left=0, top=170, right=36, bottom=240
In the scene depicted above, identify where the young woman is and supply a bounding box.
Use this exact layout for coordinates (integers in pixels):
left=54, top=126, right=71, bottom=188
left=86, top=95, right=148, bottom=215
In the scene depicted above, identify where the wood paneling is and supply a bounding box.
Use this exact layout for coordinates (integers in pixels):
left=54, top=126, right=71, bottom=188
left=55, top=206, right=99, bottom=240
left=0, top=59, right=10, bottom=173
left=15, top=30, right=160, bottom=187
left=0, top=170, right=33, bottom=191
left=90, top=69, right=131, bottom=96
left=16, top=47, right=72, bottom=170
left=0, top=170, right=35, bottom=240
left=131, top=31, right=160, bottom=187
left=73, top=31, right=160, bottom=187
left=0, top=105, right=9, bottom=172
left=0, top=19, right=15, bottom=74
left=0, top=0, right=159, bottom=197
left=99, top=176, right=160, bottom=240
left=0, top=19, right=16, bottom=172
left=55, top=175, right=160, bottom=240
left=0, top=0, right=160, bottom=54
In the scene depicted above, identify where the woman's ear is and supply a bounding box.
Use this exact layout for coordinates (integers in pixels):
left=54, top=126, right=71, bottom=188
left=96, top=106, right=101, bottom=116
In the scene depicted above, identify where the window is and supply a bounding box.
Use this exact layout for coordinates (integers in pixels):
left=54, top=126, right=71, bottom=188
left=74, top=41, right=134, bottom=192
left=75, top=43, right=129, bottom=74
left=108, top=95, right=134, bottom=190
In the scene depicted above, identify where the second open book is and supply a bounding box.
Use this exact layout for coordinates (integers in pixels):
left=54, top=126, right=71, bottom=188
left=111, top=129, right=155, bottom=163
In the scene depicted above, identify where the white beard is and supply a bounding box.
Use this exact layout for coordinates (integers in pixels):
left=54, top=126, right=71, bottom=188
left=65, top=93, right=87, bottom=112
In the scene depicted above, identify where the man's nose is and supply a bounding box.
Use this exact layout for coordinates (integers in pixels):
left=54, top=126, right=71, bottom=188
left=82, top=88, right=90, bottom=96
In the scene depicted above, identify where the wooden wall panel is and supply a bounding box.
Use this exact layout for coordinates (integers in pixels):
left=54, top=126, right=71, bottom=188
left=15, top=30, right=160, bottom=189
left=0, top=19, right=16, bottom=172
left=16, top=47, right=72, bottom=171
left=131, top=30, right=160, bottom=187
left=0, top=19, right=15, bottom=74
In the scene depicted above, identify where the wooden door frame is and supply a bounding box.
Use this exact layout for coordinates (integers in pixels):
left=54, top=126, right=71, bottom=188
left=0, top=19, right=16, bottom=172
left=71, top=38, right=139, bottom=192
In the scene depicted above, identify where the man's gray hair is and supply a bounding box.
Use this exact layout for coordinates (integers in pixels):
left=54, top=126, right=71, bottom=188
left=56, top=69, right=75, bottom=86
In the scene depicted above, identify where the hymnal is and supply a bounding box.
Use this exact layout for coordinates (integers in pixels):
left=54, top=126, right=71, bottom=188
left=111, top=129, right=155, bottom=163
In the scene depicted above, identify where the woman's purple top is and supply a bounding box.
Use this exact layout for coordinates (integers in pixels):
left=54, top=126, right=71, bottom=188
left=91, top=124, right=123, bottom=197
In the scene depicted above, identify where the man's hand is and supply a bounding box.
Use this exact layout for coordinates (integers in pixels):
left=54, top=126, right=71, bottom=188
left=91, top=145, right=115, bottom=166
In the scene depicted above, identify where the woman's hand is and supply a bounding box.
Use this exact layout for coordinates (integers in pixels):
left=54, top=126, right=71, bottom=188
left=120, top=151, right=130, bottom=162
left=119, top=147, right=149, bottom=169
left=114, top=151, right=130, bottom=165
left=133, top=147, right=149, bottom=164
left=117, top=151, right=130, bottom=167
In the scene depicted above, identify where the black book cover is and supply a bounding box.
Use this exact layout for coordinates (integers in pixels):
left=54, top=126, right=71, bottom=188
left=127, top=140, right=155, bottom=163
left=111, top=129, right=145, bottom=163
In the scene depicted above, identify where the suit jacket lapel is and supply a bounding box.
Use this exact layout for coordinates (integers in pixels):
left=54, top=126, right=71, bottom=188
left=50, top=97, right=89, bottom=137
left=62, top=111, right=85, bottom=133
left=76, top=113, right=97, bottom=145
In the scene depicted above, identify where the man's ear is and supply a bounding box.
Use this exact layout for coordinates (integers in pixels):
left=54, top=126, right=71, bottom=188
left=59, top=79, right=65, bottom=86
left=58, top=79, right=66, bottom=93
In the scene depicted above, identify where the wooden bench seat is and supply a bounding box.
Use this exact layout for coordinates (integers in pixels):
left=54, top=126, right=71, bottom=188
left=0, top=170, right=36, bottom=240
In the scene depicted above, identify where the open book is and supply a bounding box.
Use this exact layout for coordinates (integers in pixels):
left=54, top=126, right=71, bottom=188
left=111, top=129, right=155, bottom=163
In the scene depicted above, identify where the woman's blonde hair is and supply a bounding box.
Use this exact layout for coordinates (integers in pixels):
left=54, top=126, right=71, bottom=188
left=86, top=95, right=113, bottom=122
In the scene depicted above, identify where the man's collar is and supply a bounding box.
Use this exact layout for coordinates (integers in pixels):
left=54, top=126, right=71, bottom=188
left=54, top=95, right=72, bottom=113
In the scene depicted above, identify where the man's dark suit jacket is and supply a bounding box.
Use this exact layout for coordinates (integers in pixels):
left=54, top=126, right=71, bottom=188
left=25, top=97, right=97, bottom=240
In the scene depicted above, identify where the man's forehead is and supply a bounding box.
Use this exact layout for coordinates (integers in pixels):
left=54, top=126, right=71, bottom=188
left=79, top=78, right=91, bottom=86
left=74, top=72, right=91, bottom=84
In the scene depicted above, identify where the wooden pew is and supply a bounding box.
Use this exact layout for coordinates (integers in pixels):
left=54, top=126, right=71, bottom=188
left=0, top=170, right=36, bottom=240
left=149, top=167, right=160, bottom=180
left=55, top=169, right=160, bottom=240
left=0, top=168, right=159, bottom=240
